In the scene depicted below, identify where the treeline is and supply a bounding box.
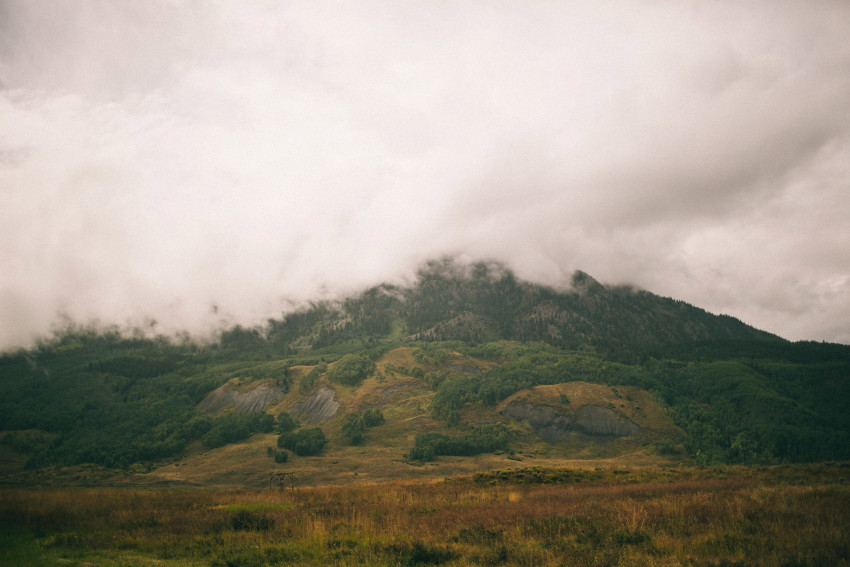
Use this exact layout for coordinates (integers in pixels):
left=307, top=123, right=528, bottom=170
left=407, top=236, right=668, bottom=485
left=658, top=359, right=850, bottom=464
left=426, top=343, right=648, bottom=426
left=408, top=424, right=510, bottom=462
left=202, top=412, right=275, bottom=448
left=253, top=257, right=779, bottom=355
left=415, top=340, right=850, bottom=465
left=1, top=258, right=849, bottom=471
left=0, top=336, right=282, bottom=469
left=396, top=259, right=777, bottom=351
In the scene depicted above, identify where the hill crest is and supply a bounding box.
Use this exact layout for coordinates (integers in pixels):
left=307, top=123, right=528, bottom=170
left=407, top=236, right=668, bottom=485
left=261, top=258, right=781, bottom=358
left=2, top=258, right=847, bottom=487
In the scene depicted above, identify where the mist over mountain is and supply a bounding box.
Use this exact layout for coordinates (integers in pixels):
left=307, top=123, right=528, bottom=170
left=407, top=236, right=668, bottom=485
left=2, top=4, right=849, bottom=561
left=4, top=257, right=847, bottom=485
left=257, top=258, right=781, bottom=358
left=17, top=258, right=783, bottom=357
left=2, top=2, right=850, bottom=352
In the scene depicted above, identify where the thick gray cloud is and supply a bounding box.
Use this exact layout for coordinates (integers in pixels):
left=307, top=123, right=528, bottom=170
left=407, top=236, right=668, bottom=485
left=1, top=0, right=849, bottom=349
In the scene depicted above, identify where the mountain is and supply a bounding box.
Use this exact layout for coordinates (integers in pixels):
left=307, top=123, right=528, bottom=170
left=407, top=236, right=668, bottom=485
left=263, top=258, right=780, bottom=358
left=0, top=258, right=847, bottom=487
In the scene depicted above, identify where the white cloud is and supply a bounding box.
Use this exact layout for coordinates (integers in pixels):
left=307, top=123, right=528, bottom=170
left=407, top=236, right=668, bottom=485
left=1, top=0, right=849, bottom=349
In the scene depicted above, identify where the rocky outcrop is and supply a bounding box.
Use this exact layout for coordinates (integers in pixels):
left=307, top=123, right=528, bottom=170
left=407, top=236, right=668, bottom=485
left=288, top=387, right=339, bottom=424
left=501, top=402, right=640, bottom=442
left=198, top=382, right=286, bottom=414
left=573, top=405, right=641, bottom=437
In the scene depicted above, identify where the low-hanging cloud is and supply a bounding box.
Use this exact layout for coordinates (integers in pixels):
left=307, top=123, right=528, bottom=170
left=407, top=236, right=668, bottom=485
left=1, top=0, right=849, bottom=350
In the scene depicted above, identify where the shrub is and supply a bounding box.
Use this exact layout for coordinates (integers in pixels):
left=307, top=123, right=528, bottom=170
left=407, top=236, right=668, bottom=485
left=407, top=444, right=435, bottom=462
left=341, top=413, right=366, bottom=445
left=408, top=424, right=509, bottom=462
left=276, top=412, right=299, bottom=433
left=363, top=409, right=385, bottom=427
left=255, top=413, right=275, bottom=433
left=298, top=362, right=326, bottom=393
left=384, top=541, right=455, bottom=566
left=202, top=413, right=257, bottom=448
left=230, top=510, right=274, bottom=531
left=278, top=428, right=327, bottom=456
left=327, top=355, right=375, bottom=386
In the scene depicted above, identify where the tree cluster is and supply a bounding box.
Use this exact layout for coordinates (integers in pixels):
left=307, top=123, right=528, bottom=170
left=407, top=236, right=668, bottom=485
left=299, top=362, right=326, bottom=393
left=340, top=409, right=385, bottom=445
left=326, top=354, right=376, bottom=386
left=277, top=427, right=327, bottom=456
left=202, top=412, right=274, bottom=449
left=407, top=424, right=509, bottom=462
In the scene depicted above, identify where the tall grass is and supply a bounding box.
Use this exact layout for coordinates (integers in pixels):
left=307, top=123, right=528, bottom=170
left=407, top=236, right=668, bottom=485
left=1, top=463, right=848, bottom=566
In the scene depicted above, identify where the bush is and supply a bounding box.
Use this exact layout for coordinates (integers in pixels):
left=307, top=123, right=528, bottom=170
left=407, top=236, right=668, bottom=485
left=278, top=428, right=327, bottom=456
left=327, top=355, right=375, bottom=386
left=384, top=541, right=455, bottom=565
left=408, top=424, right=509, bottom=462
left=341, top=413, right=366, bottom=445
left=363, top=409, right=385, bottom=427
left=200, top=412, right=278, bottom=448
left=255, top=413, right=275, bottom=433
left=230, top=510, right=274, bottom=531
left=407, top=444, right=435, bottom=462
left=276, top=412, right=299, bottom=433
left=202, top=414, right=250, bottom=448
left=299, top=363, right=326, bottom=393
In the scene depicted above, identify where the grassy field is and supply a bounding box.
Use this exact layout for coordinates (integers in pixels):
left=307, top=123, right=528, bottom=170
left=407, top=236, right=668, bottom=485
left=1, top=463, right=848, bottom=566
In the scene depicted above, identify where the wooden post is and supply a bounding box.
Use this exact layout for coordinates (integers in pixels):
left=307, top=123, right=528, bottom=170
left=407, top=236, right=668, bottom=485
left=268, top=471, right=296, bottom=491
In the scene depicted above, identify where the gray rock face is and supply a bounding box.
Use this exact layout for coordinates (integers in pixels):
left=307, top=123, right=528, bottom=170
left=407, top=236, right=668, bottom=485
left=501, top=402, right=640, bottom=442
left=502, top=403, right=571, bottom=442
left=288, top=387, right=339, bottom=424
left=573, top=405, right=641, bottom=437
left=197, top=382, right=286, bottom=414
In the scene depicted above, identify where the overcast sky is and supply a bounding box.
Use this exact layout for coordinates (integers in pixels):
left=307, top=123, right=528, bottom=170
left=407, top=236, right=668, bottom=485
left=1, top=1, right=849, bottom=350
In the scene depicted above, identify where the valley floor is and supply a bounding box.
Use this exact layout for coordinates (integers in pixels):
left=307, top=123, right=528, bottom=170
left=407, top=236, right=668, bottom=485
left=1, top=462, right=848, bottom=566
left=0, top=438, right=679, bottom=489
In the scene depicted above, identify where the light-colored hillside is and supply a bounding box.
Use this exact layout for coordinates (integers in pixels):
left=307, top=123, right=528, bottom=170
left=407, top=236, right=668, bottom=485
left=119, top=349, right=687, bottom=488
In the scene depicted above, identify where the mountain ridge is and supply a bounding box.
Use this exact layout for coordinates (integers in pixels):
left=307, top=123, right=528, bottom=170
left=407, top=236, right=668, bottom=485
left=1, top=257, right=846, bottom=486
left=262, top=258, right=781, bottom=358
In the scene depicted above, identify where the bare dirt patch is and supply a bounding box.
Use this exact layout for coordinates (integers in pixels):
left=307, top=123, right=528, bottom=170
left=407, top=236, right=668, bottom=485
left=288, top=387, right=339, bottom=424
left=197, top=381, right=286, bottom=414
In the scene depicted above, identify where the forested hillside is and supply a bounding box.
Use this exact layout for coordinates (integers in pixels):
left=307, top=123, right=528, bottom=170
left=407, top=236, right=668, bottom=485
left=1, top=260, right=847, bottom=482
left=260, top=259, right=780, bottom=358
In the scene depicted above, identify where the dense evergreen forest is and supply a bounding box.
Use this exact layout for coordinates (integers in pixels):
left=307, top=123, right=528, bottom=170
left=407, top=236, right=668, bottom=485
left=1, top=259, right=848, bottom=472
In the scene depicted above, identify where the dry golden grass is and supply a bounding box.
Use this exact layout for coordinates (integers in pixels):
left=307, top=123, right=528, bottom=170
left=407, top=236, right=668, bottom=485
left=2, top=463, right=848, bottom=566
left=79, top=348, right=686, bottom=490
left=499, top=381, right=679, bottom=434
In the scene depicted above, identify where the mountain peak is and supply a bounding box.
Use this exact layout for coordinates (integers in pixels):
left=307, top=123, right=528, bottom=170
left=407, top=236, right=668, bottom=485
left=570, top=270, right=605, bottom=294
left=265, top=259, right=781, bottom=355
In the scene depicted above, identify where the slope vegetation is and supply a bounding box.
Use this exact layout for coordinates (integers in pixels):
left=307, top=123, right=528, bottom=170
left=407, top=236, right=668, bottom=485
left=0, top=259, right=847, bottom=487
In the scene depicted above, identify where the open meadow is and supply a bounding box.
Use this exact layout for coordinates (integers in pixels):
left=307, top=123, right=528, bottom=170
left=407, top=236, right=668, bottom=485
left=2, top=463, right=848, bottom=566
